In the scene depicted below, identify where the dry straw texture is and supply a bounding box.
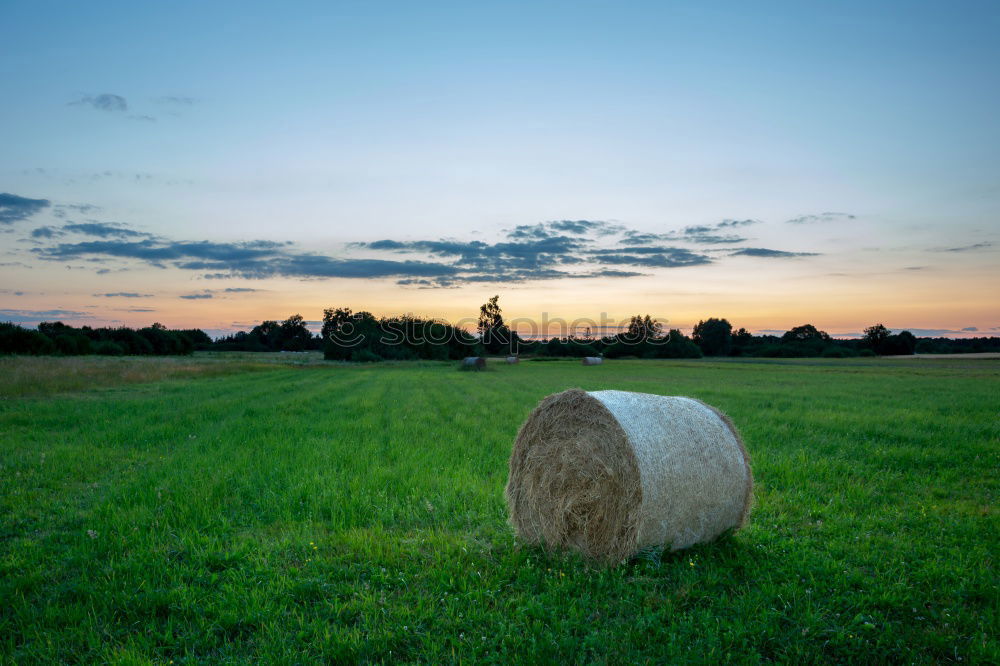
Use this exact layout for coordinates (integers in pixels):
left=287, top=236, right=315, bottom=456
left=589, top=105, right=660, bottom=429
left=506, top=389, right=752, bottom=562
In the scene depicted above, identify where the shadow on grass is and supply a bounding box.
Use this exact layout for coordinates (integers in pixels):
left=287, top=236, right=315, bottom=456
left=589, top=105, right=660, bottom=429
left=506, top=528, right=760, bottom=581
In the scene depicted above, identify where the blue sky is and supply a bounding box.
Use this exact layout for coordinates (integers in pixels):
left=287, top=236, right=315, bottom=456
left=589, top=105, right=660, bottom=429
left=1, top=1, right=998, bottom=336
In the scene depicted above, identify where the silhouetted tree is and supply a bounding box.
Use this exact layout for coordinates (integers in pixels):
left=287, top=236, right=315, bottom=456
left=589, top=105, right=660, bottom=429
left=178, top=329, right=212, bottom=349
left=322, top=308, right=359, bottom=341
left=878, top=330, right=917, bottom=356
left=321, top=308, right=378, bottom=360
left=321, top=307, right=475, bottom=361
left=625, top=314, right=661, bottom=342
left=477, top=295, right=517, bottom=354
left=733, top=327, right=753, bottom=345
left=0, top=322, right=55, bottom=355
left=251, top=320, right=281, bottom=350
left=603, top=326, right=701, bottom=359
left=279, top=314, right=314, bottom=351
left=39, top=321, right=92, bottom=355
left=478, top=296, right=503, bottom=334
left=782, top=324, right=831, bottom=343
left=728, top=327, right=755, bottom=356
left=692, top=318, right=733, bottom=356
left=863, top=323, right=890, bottom=350
left=139, top=324, right=191, bottom=354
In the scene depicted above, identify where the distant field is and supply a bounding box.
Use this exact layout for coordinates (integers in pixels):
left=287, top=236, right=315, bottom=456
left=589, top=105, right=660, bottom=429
left=1, top=355, right=996, bottom=663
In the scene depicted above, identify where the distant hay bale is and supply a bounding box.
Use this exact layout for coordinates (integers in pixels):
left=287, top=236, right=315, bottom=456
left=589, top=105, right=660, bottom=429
left=581, top=356, right=603, bottom=365
left=506, top=389, right=752, bottom=562
left=460, top=356, right=486, bottom=370
left=506, top=356, right=519, bottom=364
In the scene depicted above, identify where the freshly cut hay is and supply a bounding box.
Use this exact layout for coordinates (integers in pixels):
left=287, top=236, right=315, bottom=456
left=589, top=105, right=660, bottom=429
left=506, top=356, right=519, bottom=364
left=581, top=356, right=603, bottom=365
left=506, top=389, right=752, bottom=562
left=461, top=356, right=486, bottom=370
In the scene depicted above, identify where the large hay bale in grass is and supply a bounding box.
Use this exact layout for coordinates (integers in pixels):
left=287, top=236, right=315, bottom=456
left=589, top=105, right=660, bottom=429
left=461, top=356, right=486, bottom=370
left=506, top=356, right=519, bottom=364
left=506, top=389, right=752, bottom=562
left=581, top=356, right=603, bottom=365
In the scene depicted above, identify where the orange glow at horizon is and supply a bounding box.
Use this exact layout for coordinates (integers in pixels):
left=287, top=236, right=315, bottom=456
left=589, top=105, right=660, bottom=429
left=4, top=246, right=995, bottom=338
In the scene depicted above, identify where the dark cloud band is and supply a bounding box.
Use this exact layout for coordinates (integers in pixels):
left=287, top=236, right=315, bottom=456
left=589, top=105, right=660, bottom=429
left=0, top=193, right=50, bottom=224
left=24, top=208, right=825, bottom=287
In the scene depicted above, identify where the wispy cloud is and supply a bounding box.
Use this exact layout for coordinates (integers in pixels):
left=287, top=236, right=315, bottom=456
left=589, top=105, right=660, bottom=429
left=730, top=248, right=820, bottom=258
left=396, top=278, right=450, bottom=289
left=588, top=247, right=711, bottom=267
left=717, top=219, right=760, bottom=228
left=179, top=287, right=260, bottom=297
left=0, top=193, right=50, bottom=224
left=52, top=203, right=101, bottom=219
left=786, top=212, right=856, bottom=224
left=932, top=241, right=993, bottom=252
left=505, top=219, right=623, bottom=239
left=70, top=93, right=127, bottom=112
left=624, top=219, right=761, bottom=245
left=677, top=226, right=747, bottom=245
left=93, top=292, right=153, bottom=298
left=69, top=94, right=159, bottom=121
left=0, top=308, right=91, bottom=324
left=892, top=327, right=987, bottom=336
left=154, top=96, right=197, bottom=105
left=63, top=222, right=153, bottom=239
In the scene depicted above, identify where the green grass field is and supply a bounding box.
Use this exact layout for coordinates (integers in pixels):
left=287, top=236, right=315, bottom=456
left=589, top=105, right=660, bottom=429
left=1, top=354, right=997, bottom=663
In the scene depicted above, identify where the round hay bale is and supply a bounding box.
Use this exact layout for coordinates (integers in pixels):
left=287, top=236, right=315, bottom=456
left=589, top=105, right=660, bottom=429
left=505, top=389, right=752, bottom=562
left=460, top=356, right=486, bottom=370
left=506, top=356, right=519, bottom=364
left=581, top=356, right=603, bottom=365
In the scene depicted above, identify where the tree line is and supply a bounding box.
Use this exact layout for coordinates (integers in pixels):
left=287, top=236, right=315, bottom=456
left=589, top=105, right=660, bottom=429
left=2, top=297, right=997, bottom=358
left=0, top=321, right=210, bottom=356
left=693, top=319, right=913, bottom=358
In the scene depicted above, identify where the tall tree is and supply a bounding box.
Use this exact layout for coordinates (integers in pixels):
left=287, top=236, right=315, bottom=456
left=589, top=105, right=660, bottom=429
left=478, top=295, right=504, bottom=335
left=863, top=323, right=890, bottom=350
left=279, top=313, right=314, bottom=351
left=625, top=314, right=661, bottom=341
left=692, top=317, right=733, bottom=356
left=477, top=295, right=515, bottom=354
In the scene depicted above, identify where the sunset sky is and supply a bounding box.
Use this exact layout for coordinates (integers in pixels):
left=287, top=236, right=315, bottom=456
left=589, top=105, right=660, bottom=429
left=2, top=1, right=997, bottom=338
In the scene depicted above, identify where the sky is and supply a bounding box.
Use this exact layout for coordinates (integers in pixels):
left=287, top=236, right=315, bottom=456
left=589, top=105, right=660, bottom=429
left=1, top=0, right=998, bottom=338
